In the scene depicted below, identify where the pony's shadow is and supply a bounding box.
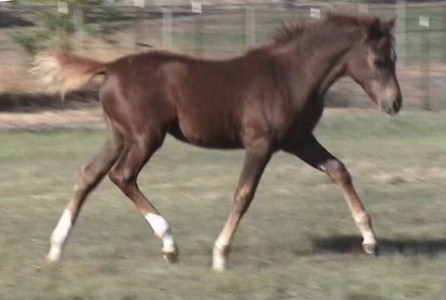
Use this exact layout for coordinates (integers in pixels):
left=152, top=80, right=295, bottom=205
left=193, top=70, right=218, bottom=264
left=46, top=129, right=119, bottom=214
left=311, top=235, right=446, bottom=257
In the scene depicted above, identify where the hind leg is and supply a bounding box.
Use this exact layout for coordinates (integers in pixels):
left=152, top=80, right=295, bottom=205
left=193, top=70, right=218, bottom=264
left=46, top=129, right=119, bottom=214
left=47, top=130, right=123, bottom=262
left=108, top=129, right=177, bottom=262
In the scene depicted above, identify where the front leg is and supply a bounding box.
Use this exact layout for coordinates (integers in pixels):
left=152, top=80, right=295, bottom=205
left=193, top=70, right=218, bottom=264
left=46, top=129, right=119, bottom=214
left=213, top=138, right=273, bottom=271
left=283, top=135, right=378, bottom=255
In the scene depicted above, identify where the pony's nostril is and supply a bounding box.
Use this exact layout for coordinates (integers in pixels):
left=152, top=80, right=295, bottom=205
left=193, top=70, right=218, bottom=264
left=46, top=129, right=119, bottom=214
left=392, top=97, right=402, bottom=113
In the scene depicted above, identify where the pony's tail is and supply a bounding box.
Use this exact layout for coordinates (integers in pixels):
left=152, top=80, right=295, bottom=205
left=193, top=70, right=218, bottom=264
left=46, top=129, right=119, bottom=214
left=30, top=49, right=106, bottom=100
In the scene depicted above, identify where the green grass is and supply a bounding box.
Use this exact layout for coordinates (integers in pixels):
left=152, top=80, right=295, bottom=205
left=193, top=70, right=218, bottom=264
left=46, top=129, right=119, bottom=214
left=0, top=111, right=445, bottom=299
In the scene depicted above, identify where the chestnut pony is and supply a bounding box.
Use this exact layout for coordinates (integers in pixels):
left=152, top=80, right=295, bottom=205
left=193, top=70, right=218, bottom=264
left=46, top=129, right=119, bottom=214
left=32, top=13, right=401, bottom=270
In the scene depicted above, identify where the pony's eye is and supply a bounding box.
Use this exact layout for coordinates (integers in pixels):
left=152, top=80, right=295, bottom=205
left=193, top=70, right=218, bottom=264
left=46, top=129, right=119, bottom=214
left=374, top=58, right=386, bottom=68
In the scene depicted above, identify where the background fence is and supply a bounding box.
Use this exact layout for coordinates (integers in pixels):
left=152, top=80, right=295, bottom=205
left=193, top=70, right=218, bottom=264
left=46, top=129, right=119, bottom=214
left=0, top=0, right=445, bottom=109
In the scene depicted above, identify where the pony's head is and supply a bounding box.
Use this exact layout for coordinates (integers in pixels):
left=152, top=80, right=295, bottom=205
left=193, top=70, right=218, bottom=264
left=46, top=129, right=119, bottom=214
left=341, top=14, right=402, bottom=114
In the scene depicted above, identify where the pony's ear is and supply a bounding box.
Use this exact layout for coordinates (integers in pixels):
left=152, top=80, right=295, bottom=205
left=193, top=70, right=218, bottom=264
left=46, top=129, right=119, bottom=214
left=366, top=18, right=382, bottom=40
left=365, top=17, right=395, bottom=40
left=380, top=18, right=396, bottom=33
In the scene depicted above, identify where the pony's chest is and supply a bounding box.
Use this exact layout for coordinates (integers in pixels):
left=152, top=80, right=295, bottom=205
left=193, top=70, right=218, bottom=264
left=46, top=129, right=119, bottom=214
left=282, top=98, right=325, bottom=137
left=267, top=95, right=324, bottom=134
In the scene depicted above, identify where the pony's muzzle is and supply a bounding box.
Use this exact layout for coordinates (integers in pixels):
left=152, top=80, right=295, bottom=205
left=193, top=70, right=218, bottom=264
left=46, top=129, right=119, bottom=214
left=378, top=84, right=402, bottom=115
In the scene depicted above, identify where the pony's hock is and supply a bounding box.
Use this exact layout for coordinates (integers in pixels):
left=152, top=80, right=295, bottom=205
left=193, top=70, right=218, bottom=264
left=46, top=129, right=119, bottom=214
left=32, top=13, right=402, bottom=270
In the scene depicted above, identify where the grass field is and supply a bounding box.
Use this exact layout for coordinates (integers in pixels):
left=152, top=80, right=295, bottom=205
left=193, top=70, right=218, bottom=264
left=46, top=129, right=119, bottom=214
left=0, top=111, right=445, bottom=299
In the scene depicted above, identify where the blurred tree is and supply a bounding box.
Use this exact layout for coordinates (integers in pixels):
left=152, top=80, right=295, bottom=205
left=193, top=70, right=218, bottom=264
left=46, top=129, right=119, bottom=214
left=11, top=0, right=115, bottom=55
left=16, top=0, right=103, bottom=5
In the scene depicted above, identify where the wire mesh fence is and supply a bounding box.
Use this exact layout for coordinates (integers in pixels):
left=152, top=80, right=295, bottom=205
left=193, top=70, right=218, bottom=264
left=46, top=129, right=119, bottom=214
left=0, top=1, right=445, bottom=109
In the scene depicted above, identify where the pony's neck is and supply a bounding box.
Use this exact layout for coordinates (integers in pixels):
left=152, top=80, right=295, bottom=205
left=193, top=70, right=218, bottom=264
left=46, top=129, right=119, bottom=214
left=277, top=25, right=362, bottom=98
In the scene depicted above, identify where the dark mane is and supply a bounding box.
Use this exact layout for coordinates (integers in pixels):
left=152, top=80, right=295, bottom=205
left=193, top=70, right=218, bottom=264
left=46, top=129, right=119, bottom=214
left=327, top=12, right=395, bottom=44
left=273, top=19, right=309, bottom=45
left=273, top=12, right=395, bottom=47
left=325, top=12, right=379, bottom=28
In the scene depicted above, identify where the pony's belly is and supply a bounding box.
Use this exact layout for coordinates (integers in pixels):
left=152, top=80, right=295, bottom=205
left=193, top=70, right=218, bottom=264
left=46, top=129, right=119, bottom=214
left=168, top=121, right=242, bottom=149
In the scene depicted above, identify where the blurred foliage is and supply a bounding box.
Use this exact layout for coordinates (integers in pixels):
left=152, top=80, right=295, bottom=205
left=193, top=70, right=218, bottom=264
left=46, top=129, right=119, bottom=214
left=16, top=0, right=103, bottom=5
left=10, top=0, right=117, bottom=55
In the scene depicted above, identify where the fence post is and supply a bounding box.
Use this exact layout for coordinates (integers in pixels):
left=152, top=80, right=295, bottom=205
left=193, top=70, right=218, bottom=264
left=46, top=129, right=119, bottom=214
left=244, top=6, right=256, bottom=49
left=162, top=8, right=173, bottom=49
left=358, top=3, right=368, bottom=14
left=73, top=7, right=84, bottom=50
left=134, top=1, right=145, bottom=50
left=396, top=0, right=406, bottom=68
left=419, top=15, right=431, bottom=110
left=192, top=1, right=203, bottom=56
left=310, top=7, right=320, bottom=19
left=57, top=1, right=69, bottom=48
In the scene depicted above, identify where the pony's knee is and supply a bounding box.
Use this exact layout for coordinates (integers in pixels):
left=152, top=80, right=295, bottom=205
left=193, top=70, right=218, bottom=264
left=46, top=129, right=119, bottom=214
left=75, top=164, right=98, bottom=191
left=232, top=185, right=254, bottom=215
left=324, top=160, right=351, bottom=184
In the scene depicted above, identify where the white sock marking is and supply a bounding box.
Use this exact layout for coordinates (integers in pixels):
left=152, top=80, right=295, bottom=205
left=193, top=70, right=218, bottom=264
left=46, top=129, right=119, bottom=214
left=145, top=213, right=169, bottom=237
left=144, top=213, right=175, bottom=253
left=213, top=244, right=227, bottom=271
left=48, top=209, right=72, bottom=261
left=363, top=231, right=376, bottom=245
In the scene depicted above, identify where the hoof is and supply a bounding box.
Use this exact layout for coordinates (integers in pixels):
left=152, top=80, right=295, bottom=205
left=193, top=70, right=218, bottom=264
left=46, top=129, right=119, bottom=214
left=362, top=243, right=379, bottom=256
left=212, top=261, right=227, bottom=272
left=46, top=256, right=60, bottom=264
left=46, top=248, right=62, bottom=263
left=162, top=248, right=178, bottom=263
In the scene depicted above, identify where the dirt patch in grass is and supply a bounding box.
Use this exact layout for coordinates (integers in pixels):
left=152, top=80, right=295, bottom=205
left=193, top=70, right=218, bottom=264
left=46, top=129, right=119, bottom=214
left=0, top=106, right=104, bottom=131
left=0, top=90, right=103, bottom=130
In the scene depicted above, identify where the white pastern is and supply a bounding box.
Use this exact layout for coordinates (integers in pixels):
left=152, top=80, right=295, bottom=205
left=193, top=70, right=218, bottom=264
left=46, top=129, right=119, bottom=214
left=212, top=245, right=227, bottom=271
left=47, top=209, right=73, bottom=261
left=144, top=213, right=175, bottom=253
left=362, top=230, right=376, bottom=246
